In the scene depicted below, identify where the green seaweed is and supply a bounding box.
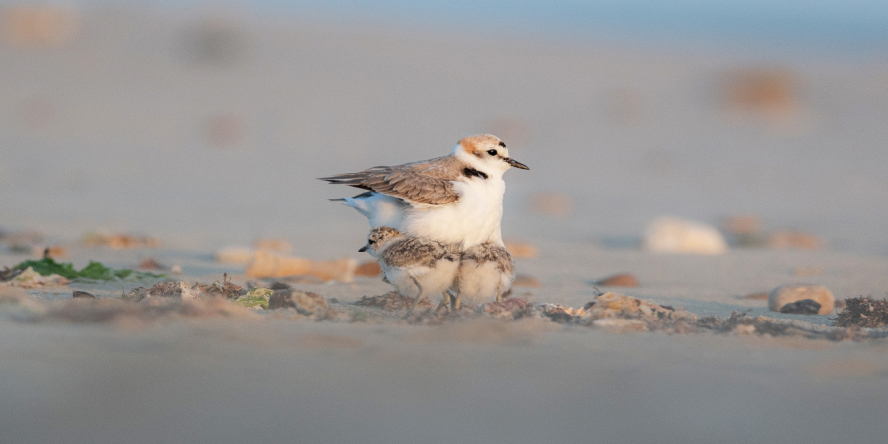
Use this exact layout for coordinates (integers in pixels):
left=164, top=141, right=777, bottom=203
left=11, top=258, right=163, bottom=282
left=234, top=288, right=272, bottom=309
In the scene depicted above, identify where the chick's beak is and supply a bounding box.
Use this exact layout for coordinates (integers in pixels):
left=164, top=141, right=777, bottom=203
left=358, top=245, right=368, bottom=253
left=505, top=158, right=529, bottom=170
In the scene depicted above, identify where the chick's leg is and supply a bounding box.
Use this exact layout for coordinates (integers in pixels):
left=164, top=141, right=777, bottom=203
left=436, top=291, right=451, bottom=313
left=404, top=277, right=425, bottom=319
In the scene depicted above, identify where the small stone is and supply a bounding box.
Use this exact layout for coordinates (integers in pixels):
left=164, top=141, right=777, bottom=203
left=504, top=241, right=538, bottom=259
left=766, top=231, right=824, bottom=250
left=643, top=217, right=727, bottom=255
left=171, top=265, right=182, bottom=274
left=9, top=267, right=69, bottom=288
left=779, top=299, right=822, bottom=315
left=354, top=261, right=382, bottom=277
left=768, top=284, right=834, bottom=315
left=512, top=274, right=540, bottom=287
left=245, top=250, right=356, bottom=282
left=72, top=291, right=96, bottom=299
left=139, top=258, right=164, bottom=270
left=740, top=292, right=770, bottom=301
left=721, top=215, right=762, bottom=236
left=594, top=273, right=639, bottom=287
left=81, top=231, right=159, bottom=249
left=267, top=289, right=327, bottom=315
left=268, top=281, right=291, bottom=290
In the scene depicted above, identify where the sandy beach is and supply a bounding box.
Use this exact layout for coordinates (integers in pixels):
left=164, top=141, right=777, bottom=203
left=2, top=4, right=888, bottom=443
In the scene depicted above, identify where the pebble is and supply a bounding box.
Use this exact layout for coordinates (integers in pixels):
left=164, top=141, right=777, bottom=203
left=766, top=231, right=824, bottom=250
left=643, top=217, right=727, bottom=255
left=740, top=292, right=770, bottom=301
left=245, top=251, right=356, bottom=282
left=721, top=215, right=762, bottom=236
left=779, top=299, right=822, bottom=315
left=504, top=241, right=538, bottom=259
left=354, top=261, right=382, bottom=277
left=768, top=284, right=834, bottom=315
left=72, top=291, right=96, bottom=299
left=594, top=273, right=639, bottom=287
left=268, top=289, right=327, bottom=315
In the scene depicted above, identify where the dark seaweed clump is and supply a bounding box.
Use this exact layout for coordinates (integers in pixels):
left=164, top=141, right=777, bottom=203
left=834, top=297, right=888, bottom=328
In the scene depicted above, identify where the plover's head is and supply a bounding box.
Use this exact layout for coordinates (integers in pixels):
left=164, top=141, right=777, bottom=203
left=453, top=134, right=529, bottom=177
left=359, top=226, right=403, bottom=256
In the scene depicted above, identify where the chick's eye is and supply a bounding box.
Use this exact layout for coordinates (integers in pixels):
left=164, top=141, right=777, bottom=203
left=487, top=149, right=497, bottom=156
left=369, top=239, right=375, bottom=244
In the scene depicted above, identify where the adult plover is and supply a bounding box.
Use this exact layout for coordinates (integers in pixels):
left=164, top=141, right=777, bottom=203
left=360, top=226, right=460, bottom=317
left=450, top=242, right=515, bottom=310
left=321, top=134, right=528, bottom=249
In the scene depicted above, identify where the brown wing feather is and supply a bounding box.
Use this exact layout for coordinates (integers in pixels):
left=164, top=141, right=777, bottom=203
left=318, top=156, right=462, bottom=205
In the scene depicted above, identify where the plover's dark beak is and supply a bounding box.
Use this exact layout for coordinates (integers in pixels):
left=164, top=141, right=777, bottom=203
left=506, top=158, right=529, bottom=170
left=358, top=245, right=368, bottom=253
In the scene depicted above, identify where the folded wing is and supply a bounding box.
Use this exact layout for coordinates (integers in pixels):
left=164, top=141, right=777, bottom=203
left=319, top=156, right=461, bottom=205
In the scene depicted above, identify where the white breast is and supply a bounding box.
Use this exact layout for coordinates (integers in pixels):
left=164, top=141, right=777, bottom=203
left=400, top=177, right=505, bottom=249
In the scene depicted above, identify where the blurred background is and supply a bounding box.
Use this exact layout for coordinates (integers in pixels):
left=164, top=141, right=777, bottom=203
left=1, top=0, right=887, bottom=256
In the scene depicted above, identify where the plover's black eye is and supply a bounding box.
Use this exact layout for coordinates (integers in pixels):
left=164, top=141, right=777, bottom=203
left=487, top=149, right=497, bottom=156
left=368, top=239, right=375, bottom=244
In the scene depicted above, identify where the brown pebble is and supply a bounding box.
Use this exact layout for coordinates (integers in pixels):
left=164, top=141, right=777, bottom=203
left=741, top=292, right=770, bottom=301
left=268, top=289, right=327, bottom=315
left=721, top=215, right=762, bottom=236
left=504, top=240, right=538, bottom=259
left=72, top=291, right=96, bottom=299
left=354, top=261, right=382, bottom=277
left=766, top=231, right=824, bottom=250
left=512, top=274, right=540, bottom=287
left=139, top=258, right=164, bottom=270
left=594, top=273, right=639, bottom=287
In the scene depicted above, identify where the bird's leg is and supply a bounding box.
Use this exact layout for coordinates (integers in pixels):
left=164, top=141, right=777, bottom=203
left=404, top=277, right=425, bottom=319
left=436, top=291, right=451, bottom=313
left=451, top=290, right=461, bottom=311
left=496, top=289, right=503, bottom=302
